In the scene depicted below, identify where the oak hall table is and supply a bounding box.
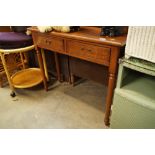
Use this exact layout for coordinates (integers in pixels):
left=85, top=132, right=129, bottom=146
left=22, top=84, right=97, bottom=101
left=28, top=26, right=127, bottom=126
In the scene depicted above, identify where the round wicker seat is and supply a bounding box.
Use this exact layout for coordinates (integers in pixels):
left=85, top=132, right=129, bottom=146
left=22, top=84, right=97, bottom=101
left=0, top=32, right=32, bottom=49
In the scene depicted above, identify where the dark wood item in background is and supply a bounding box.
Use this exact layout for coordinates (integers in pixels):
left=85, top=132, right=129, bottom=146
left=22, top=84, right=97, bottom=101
left=29, top=26, right=127, bottom=126
left=0, top=26, right=11, bottom=32
left=100, top=26, right=128, bottom=37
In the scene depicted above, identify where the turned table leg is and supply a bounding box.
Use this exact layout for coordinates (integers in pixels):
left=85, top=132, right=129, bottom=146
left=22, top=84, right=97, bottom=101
left=36, top=48, right=48, bottom=91
left=104, top=73, right=116, bottom=126
left=104, top=47, right=120, bottom=126
left=41, top=48, right=49, bottom=82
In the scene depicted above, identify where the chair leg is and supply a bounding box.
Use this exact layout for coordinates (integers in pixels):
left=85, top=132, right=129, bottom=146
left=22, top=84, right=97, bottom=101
left=20, top=52, right=26, bottom=69
left=0, top=53, right=15, bottom=96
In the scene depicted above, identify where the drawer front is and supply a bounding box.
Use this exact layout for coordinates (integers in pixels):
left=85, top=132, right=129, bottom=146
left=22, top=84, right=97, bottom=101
left=34, top=33, right=65, bottom=53
left=67, top=40, right=111, bottom=66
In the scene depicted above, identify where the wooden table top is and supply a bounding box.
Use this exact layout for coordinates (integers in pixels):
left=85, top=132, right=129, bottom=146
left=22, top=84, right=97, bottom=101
left=28, top=26, right=127, bottom=47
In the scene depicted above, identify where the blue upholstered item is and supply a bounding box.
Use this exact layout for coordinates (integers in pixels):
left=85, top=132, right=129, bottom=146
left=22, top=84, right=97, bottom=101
left=0, top=32, right=32, bottom=49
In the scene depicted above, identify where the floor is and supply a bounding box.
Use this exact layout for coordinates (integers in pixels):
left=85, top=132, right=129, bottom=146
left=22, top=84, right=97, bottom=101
left=0, top=79, right=108, bottom=129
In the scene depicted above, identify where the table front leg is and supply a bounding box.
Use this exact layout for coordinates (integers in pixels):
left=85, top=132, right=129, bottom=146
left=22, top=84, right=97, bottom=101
left=104, top=47, right=120, bottom=126
left=41, top=48, right=49, bottom=82
left=36, top=48, right=48, bottom=91
left=104, top=73, right=116, bottom=126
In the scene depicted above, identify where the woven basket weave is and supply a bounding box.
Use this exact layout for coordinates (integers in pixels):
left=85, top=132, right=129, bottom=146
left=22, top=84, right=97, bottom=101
left=125, top=26, right=155, bottom=63
left=0, top=53, right=28, bottom=87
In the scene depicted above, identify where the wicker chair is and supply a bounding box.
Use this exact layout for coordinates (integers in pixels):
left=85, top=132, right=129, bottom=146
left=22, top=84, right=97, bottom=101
left=0, top=28, right=47, bottom=96
left=0, top=30, right=32, bottom=87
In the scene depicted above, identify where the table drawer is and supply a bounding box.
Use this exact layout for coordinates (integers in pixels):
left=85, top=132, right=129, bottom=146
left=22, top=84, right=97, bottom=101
left=67, top=40, right=110, bottom=66
left=34, top=33, right=65, bottom=53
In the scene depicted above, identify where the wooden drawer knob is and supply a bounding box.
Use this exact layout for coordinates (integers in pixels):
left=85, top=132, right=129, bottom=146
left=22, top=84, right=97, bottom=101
left=46, top=40, right=51, bottom=44
left=81, top=47, right=92, bottom=52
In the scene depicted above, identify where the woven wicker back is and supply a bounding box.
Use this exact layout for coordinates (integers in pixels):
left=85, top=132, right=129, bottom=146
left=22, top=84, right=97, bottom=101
left=0, top=52, right=28, bottom=87
left=125, top=26, right=155, bottom=63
